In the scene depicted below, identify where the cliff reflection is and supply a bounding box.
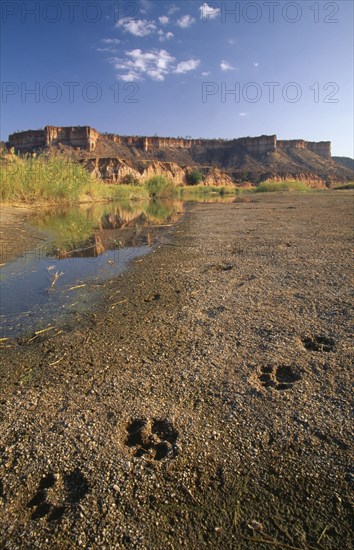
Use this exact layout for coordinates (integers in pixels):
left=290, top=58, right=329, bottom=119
left=30, top=199, right=184, bottom=259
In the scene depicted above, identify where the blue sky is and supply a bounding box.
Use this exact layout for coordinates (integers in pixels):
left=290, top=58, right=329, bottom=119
left=1, top=0, right=353, bottom=156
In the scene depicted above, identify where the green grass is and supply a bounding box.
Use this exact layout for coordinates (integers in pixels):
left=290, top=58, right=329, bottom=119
left=0, top=155, right=94, bottom=203
left=145, top=175, right=177, bottom=198
left=255, top=180, right=311, bottom=193
left=0, top=152, right=149, bottom=204
left=180, top=184, right=237, bottom=198
left=83, top=182, right=149, bottom=202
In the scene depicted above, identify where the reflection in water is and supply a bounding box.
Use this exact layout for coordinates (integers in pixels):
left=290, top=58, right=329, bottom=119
left=0, top=198, right=184, bottom=338
left=30, top=198, right=184, bottom=259
left=0, top=195, right=237, bottom=338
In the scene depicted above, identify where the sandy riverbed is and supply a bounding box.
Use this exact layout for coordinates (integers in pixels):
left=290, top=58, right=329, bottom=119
left=0, top=191, right=353, bottom=549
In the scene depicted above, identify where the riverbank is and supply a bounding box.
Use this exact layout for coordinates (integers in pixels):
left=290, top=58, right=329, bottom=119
left=0, top=192, right=353, bottom=548
left=1, top=151, right=239, bottom=205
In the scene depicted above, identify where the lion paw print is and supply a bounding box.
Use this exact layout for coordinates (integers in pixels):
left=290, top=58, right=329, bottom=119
left=27, top=469, right=89, bottom=522
left=258, top=364, right=301, bottom=391
left=126, top=418, right=178, bottom=460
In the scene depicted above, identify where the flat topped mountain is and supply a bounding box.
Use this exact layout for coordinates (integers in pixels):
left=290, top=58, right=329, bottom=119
left=7, top=126, right=354, bottom=185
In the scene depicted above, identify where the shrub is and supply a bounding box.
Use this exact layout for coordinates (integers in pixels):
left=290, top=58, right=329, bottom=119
left=255, top=181, right=310, bottom=193
left=121, top=173, right=140, bottom=185
left=145, top=175, right=176, bottom=198
left=186, top=169, right=203, bottom=185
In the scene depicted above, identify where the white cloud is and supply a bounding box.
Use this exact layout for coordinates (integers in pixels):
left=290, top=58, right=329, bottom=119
left=158, top=30, right=174, bottom=42
left=200, top=3, right=220, bottom=20
left=102, top=38, right=120, bottom=45
left=112, top=48, right=200, bottom=81
left=175, top=59, right=200, bottom=73
left=113, top=49, right=175, bottom=81
left=97, top=47, right=119, bottom=53
left=159, top=15, right=169, bottom=25
left=202, top=71, right=211, bottom=76
left=253, top=62, right=259, bottom=67
left=239, top=112, right=247, bottom=117
left=117, top=17, right=156, bottom=37
left=220, top=60, right=235, bottom=71
left=177, top=15, right=196, bottom=28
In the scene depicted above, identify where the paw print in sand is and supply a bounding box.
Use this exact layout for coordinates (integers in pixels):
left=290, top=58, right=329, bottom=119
left=27, top=469, right=89, bottom=522
left=126, top=418, right=178, bottom=460
left=258, top=364, right=301, bottom=391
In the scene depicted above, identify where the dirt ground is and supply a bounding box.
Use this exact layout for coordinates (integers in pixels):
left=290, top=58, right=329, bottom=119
left=0, top=191, right=353, bottom=549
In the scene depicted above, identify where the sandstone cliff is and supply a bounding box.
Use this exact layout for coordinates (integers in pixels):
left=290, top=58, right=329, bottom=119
left=80, top=158, right=235, bottom=187
left=7, top=126, right=353, bottom=185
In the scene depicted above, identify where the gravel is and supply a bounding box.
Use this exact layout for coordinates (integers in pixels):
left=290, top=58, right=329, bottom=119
left=0, top=191, right=353, bottom=549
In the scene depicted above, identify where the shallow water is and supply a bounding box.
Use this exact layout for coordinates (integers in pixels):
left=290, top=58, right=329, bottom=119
left=0, top=195, right=238, bottom=338
left=0, top=198, right=184, bottom=337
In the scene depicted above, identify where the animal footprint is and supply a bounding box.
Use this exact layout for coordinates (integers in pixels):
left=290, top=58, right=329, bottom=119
left=126, top=418, right=178, bottom=460
left=258, top=365, right=301, bottom=391
left=28, top=469, right=88, bottom=522
left=302, top=335, right=335, bottom=353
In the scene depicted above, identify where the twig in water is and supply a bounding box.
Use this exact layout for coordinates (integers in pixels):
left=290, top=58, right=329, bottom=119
left=67, top=284, right=86, bottom=291
left=27, top=326, right=55, bottom=342
left=50, top=270, right=64, bottom=289
left=109, top=290, right=121, bottom=299
left=35, top=326, right=55, bottom=336
left=111, top=298, right=128, bottom=309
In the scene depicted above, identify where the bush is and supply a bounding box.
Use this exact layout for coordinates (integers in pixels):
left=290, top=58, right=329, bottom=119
left=121, top=173, right=140, bottom=185
left=255, top=181, right=310, bottom=193
left=186, top=169, right=203, bottom=185
left=180, top=184, right=237, bottom=197
left=145, top=175, right=176, bottom=198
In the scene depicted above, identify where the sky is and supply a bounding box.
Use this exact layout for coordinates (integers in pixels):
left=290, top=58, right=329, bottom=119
left=1, top=0, right=353, bottom=156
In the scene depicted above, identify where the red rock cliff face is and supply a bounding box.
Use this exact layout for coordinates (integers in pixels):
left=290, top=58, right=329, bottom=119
left=80, top=158, right=235, bottom=186
left=236, top=135, right=277, bottom=155
left=9, top=126, right=100, bottom=152
left=81, top=158, right=188, bottom=185
left=8, top=130, right=45, bottom=151
left=278, top=140, right=307, bottom=150
left=8, top=127, right=278, bottom=156
left=7, top=126, right=331, bottom=162
left=44, top=126, right=99, bottom=151
left=307, top=141, right=331, bottom=159
left=105, top=134, right=227, bottom=152
left=277, top=140, right=331, bottom=159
